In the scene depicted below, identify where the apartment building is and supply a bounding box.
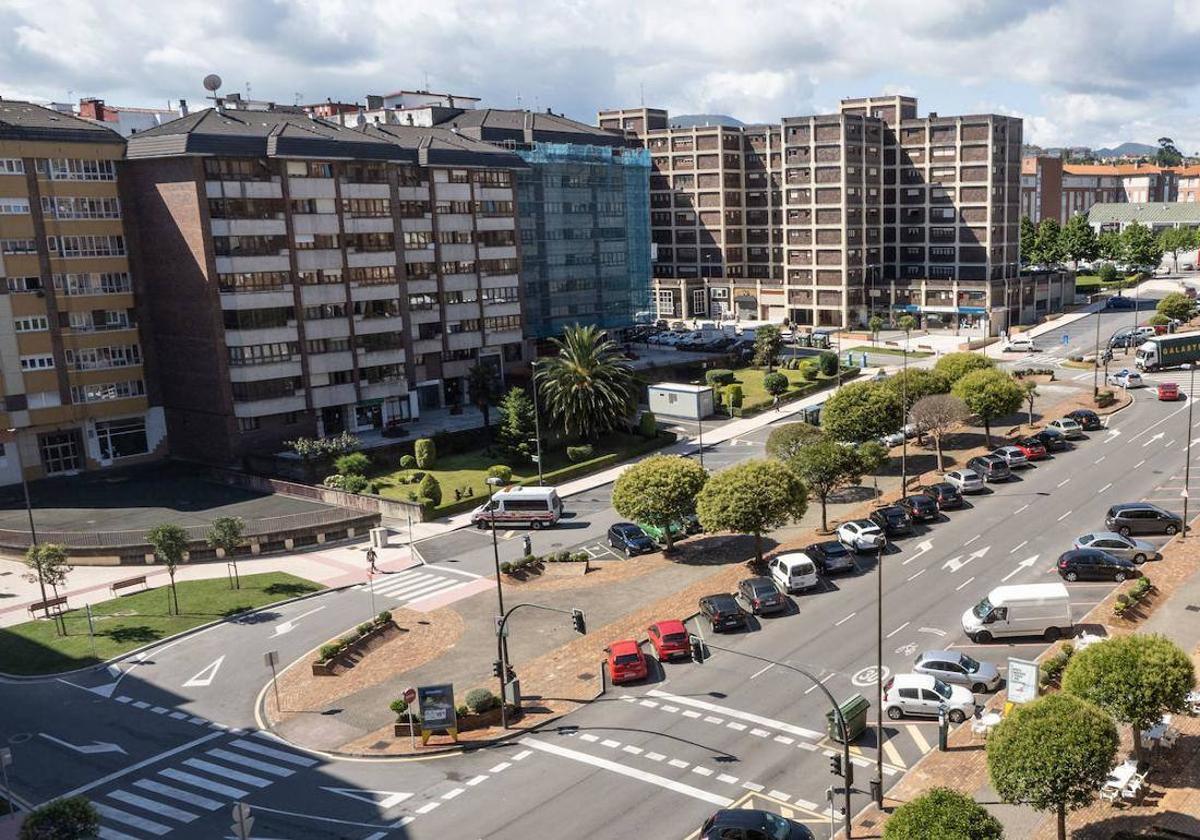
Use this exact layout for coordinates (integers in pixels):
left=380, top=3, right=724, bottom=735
left=1021, top=156, right=1178, bottom=224
left=601, top=94, right=1025, bottom=334
left=122, top=108, right=526, bottom=464
left=0, top=100, right=164, bottom=484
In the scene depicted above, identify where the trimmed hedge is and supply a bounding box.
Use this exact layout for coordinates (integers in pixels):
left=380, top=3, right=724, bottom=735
left=316, top=612, right=394, bottom=663
left=566, top=444, right=595, bottom=463
left=415, top=437, right=436, bottom=469
left=705, top=368, right=735, bottom=386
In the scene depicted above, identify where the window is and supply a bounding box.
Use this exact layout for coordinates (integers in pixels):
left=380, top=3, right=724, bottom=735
left=64, top=345, right=142, bottom=371
left=448, top=169, right=470, bottom=184
left=0, top=198, right=30, bottom=215
left=223, top=307, right=295, bottom=330
left=27, top=391, right=61, bottom=409
left=474, top=200, right=513, bottom=216
left=435, top=200, right=472, bottom=215
left=70, top=379, right=145, bottom=404
left=227, top=342, right=299, bottom=366
left=41, top=196, right=120, bottom=219
left=297, top=269, right=342, bottom=286
left=348, top=266, right=397, bottom=285
left=6, top=276, right=42, bottom=292
left=48, top=235, right=126, bottom=257
left=345, top=232, right=394, bottom=252
left=343, top=162, right=388, bottom=184
left=484, top=314, right=521, bottom=331
left=481, top=286, right=519, bottom=304
left=473, top=170, right=511, bottom=187
left=447, top=319, right=480, bottom=333
left=238, top=417, right=261, bottom=432
left=1, top=239, right=37, bottom=254
left=304, top=162, right=335, bottom=178
left=95, top=417, right=148, bottom=459
left=53, top=272, right=132, bottom=295
left=341, top=198, right=391, bottom=217
left=406, top=262, right=435, bottom=278
left=38, top=430, right=80, bottom=474
left=14, top=316, right=48, bottom=332
left=442, top=289, right=478, bottom=304
left=355, top=332, right=403, bottom=352
left=217, top=271, right=290, bottom=292
left=436, top=230, right=474, bottom=245
left=396, top=201, right=430, bottom=218
left=207, top=197, right=283, bottom=220
left=303, top=303, right=346, bottom=320
left=0, top=158, right=25, bottom=175
left=353, top=299, right=400, bottom=319
left=477, top=230, right=515, bottom=248
left=42, top=158, right=116, bottom=181
left=19, top=354, right=55, bottom=371
left=440, top=260, right=475, bottom=275
left=230, top=377, right=303, bottom=402
left=305, top=337, right=351, bottom=354
left=293, top=233, right=340, bottom=250
left=479, top=258, right=517, bottom=275
left=418, top=322, right=443, bottom=340
left=403, top=231, right=433, bottom=249
left=204, top=158, right=272, bottom=181
left=213, top=235, right=286, bottom=256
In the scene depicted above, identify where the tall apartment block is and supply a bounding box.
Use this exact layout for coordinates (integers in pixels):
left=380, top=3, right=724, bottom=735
left=122, top=109, right=527, bottom=464
left=0, top=100, right=164, bottom=483
left=601, top=95, right=1032, bottom=334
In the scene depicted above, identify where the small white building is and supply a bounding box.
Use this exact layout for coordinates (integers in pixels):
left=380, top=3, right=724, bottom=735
left=648, top=383, right=715, bottom=420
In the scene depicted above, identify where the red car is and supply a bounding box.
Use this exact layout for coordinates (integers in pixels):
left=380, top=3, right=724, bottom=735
left=1014, top=437, right=1048, bottom=461
left=1158, top=382, right=1180, bottom=401
left=647, top=620, right=690, bottom=662
left=606, top=639, right=648, bottom=684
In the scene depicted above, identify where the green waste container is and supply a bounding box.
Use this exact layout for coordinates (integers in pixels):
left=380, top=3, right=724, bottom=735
left=826, top=693, right=870, bottom=742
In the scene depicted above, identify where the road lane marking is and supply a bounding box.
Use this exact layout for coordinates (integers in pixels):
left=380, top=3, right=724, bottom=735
left=1136, top=459, right=1146, bottom=468
left=768, top=790, right=792, bottom=802
left=726, top=721, right=748, bottom=731
left=415, top=802, right=440, bottom=814
left=1098, top=483, right=1113, bottom=494
left=639, top=699, right=658, bottom=708
left=882, top=739, right=905, bottom=768
left=955, top=576, right=975, bottom=591
left=774, top=736, right=795, bottom=745
left=834, top=612, right=856, bottom=626
left=682, top=710, right=702, bottom=719
left=578, top=733, right=598, bottom=743
left=466, top=776, right=488, bottom=786
left=50, top=731, right=226, bottom=803
left=906, top=725, right=932, bottom=753
left=750, top=663, right=775, bottom=679
left=131, top=780, right=220, bottom=811
left=489, top=762, right=512, bottom=773
left=1014, top=504, right=1029, bottom=514
left=717, top=774, right=739, bottom=784
left=692, top=766, right=714, bottom=777
left=1094, top=456, right=1106, bottom=464
left=704, top=716, right=724, bottom=725
left=159, top=769, right=247, bottom=800
left=743, top=782, right=765, bottom=792
left=750, top=728, right=770, bottom=738
left=907, top=569, right=925, bottom=581
left=647, top=690, right=824, bottom=740
left=669, top=758, right=689, bottom=769
left=645, top=752, right=666, bottom=762
left=1057, top=510, right=1073, bottom=521
left=622, top=745, right=643, bottom=755
left=441, top=788, right=465, bottom=800
left=601, top=739, right=620, bottom=748
left=885, top=621, right=910, bottom=639
left=964, top=535, right=980, bottom=546
left=1057, top=479, right=1071, bottom=488
left=803, top=674, right=835, bottom=696
left=107, top=790, right=197, bottom=823
left=93, top=803, right=170, bottom=835
left=1009, top=540, right=1027, bottom=555
left=182, top=758, right=270, bottom=788
left=227, top=739, right=316, bottom=767
left=205, top=748, right=294, bottom=778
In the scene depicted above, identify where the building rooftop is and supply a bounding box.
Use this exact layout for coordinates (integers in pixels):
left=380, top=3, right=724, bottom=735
left=0, top=99, right=124, bottom=143
left=1087, top=202, right=1200, bottom=226
left=437, top=108, right=633, bottom=148
left=1064, top=163, right=1166, bottom=176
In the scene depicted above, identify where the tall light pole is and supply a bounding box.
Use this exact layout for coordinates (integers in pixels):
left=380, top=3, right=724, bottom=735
left=485, top=477, right=510, bottom=668
left=874, top=541, right=884, bottom=807
left=1184, top=363, right=1196, bottom=539
left=6, top=429, right=46, bottom=615
left=530, top=361, right=545, bottom=486
left=1092, top=299, right=1103, bottom=400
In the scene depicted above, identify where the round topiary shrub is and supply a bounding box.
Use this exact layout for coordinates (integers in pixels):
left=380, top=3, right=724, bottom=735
left=798, top=359, right=818, bottom=381
left=418, top=473, right=442, bottom=506
left=487, top=464, right=513, bottom=483
left=724, top=384, right=744, bottom=408
left=705, top=368, right=735, bottom=387
left=414, top=437, right=436, bottom=469
left=465, top=688, right=500, bottom=714
left=818, top=351, right=838, bottom=377
left=638, top=411, right=657, bottom=438
left=400, top=454, right=416, bottom=469
left=334, top=452, right=370, bottom=476
left=763, top=371, right=789, bottom=397
left=566, top=444, right=594, bottom=462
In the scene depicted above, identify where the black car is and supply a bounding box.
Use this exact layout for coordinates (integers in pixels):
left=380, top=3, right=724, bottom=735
left=1057, top=548, right=1139, bottom=582
left=869, top=505, right=914, bottom=536
left=1105, top=295, right=1137, bottom=310
left=700, top=809, right=813, bottom=840
left=897, top=493, right=939, bottom=522
left=967, top=454, right=1012, bottom=482
left=1066, top=408, right=1103, bottom=431
left=737, top=576, right=788, bottom=615
left=806, top=540, right=856, bottom=573
left=920, top=482, right=964, bottom=511
left=1032, top=426, right=1069, bottom=452
left=607, top=522, right=657, bottom=555
left=1105, top=503, right=1183, bottom=537
left=698, top=593, right=749, bottom=632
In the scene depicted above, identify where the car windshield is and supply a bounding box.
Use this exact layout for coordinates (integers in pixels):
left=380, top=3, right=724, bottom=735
left=972, top=597, right=993, bottom=620
left=759, top=812, right=791, bottom=840
left=663, top=632, right=687, bottom=645
left=822, top=542, right=848, bottom=555
left=751, top=582, right=774, bottom=596
left=614, top=654, right=641, bottom=665
left=932, top=679, right=953, bottom=699
left=958, top=653, right=981, bottom=673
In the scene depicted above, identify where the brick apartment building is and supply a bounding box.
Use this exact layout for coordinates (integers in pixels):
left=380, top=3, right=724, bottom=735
left=1020, top=156, right=1180, bottom=224
left=121, top=108, right=528, bottom=464
left=600, top=95, right=1028, bottom=334
left=0, top=100, right=165, bottom=483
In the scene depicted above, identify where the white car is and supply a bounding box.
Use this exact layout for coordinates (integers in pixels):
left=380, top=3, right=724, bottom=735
left=836, top=519, right=887, bottom=552
left=1108, top=369, right=1144, bottom=389
left=882, top=673, right=978, bottom=724
left=1047, top=418, right=1084, bottom=440
left=1003, top=336, right=1038, bottom=353
left=991, top=446, right=1028, bottom=468
left=944, top=468, right=985, bottom=494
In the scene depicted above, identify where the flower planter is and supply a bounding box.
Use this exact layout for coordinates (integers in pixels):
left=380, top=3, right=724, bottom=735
left=392, top=705, right=512, bottom=738
left=311, top=621, right=399, bottom=676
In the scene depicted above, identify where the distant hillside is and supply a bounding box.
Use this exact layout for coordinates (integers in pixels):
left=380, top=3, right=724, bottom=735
left=669, top=114, right=744, bottom=128
left=1093, top=142, right=1157, bottom=158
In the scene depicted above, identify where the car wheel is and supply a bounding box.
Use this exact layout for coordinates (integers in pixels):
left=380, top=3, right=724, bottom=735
left=973, top=630, right=992, bottom=643
left=1064, top=571, right=1078, bottom=582
left=1044, top=626, right=1061, bottom=641
left=1119, top=526, right=1131, bottom=537
left=531, top=521, right=544, bottom=530
left=1114, top=571, right=1128, bottom=582
left=1166, top=524, right=1179, bottom=535
left=477, top=521, right=489, bottom=530
left=1133, top=554, right=1147, bottom=565
left=971, top=682, right=988, bottom=694
left=949, top=709, right=966, bottom=725
left=886, top=706, right=903, bottom=721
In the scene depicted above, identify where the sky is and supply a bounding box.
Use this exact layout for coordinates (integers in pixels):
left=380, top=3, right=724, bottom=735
left=4, top=0, right=1200, bottom=153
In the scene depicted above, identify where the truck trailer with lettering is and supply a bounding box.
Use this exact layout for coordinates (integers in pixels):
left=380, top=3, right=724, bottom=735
left=1135, top=332, right=1200, bottom=372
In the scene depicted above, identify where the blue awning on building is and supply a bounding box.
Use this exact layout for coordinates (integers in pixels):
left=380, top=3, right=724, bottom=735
left=959, top=306, right=987, bottom=315
left=891, top=304, right=920, bottom=313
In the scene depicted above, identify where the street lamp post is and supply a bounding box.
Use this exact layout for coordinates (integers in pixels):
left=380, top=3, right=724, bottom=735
left=875, top=542, right=884, bottom=807
left=530, top=363, right=545, bottom=486
left=696, top=413, right=704, bottom=469
left=6, top=428, right=46, bottom=615
left=484, top=477, right=510, bottom=668
left=1184, top=364, right=1196, bottom=539
left=900, top=340, right=909, bottom=493
left=1093, top=299, right=1103, bottom=400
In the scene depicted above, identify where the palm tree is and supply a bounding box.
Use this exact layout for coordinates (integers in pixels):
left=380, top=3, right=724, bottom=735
left=536, top=324, right=636, bottom=441
left=466, top=362, right=499, bottom=427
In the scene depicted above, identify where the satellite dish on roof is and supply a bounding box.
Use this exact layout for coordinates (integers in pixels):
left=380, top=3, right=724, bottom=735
left=203, top=74, right=223, bottom=93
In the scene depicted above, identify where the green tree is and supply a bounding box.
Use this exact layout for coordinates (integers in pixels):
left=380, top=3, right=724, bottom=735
left=765, top=422, right=823, bottom=462
left=1155, top=136, right=1183, bottom=168
left=1157, top=290, right=1194, bottom=322
left=417, top=473, right=442, bottom=507
left=762, top=371, right=789, bottom=398
left=897, top=314, right=917, bottom=335
left=1158, top=227, right=1198, bottom=273
left=933, top=351, right=994, bottom=385
left=695, top=459, right=807, bottom=564
left=818, top=351, right=839, bottom=377
left=1021, top=380, right=1038, bottom=426
left=1062, top=634, right=1196, bottom=765
left=952, top=368, right=1024, bottom=447
left=909, top=393, right=968, bottom=471
left=18, top=795, right=101, bottom=840
left=466, top=362, right=500, bottom=428
left=1060, top=213, right=1099, bottom=266
left=788, top=437, right=863, bottom=531
left=414, top=437, right=436, bottom=469
left=1097, top=230, right=1124, bottom=263
left=868, top=315, right=884, bottom=345
left=753, top=324, right=784, bottom=371
left=206, top=516, right=246, bottom=588
left=496, top=387, right=537, bottom=463
left=145, top=524, right=188, bottom=615
left=537, top=324, right=635, bottom=440
left=1097, top=261, right=1120, bottom=285
left=612, top=455, right=708, bottom=551
left=820, top=380, right=903, bottom=443
left=1032, top=218, right=1065, bottom=265
left=884, top=367, right=949, bottom=413
left=1019, top=215, right=1037, bottom=263
left=883, top=787, right=1003, bottom=840
left=24, top=543, right=71, bottom=630
left=987, top=693, right=1118, bottom=840
left=1122, top=220, right=1163, bottom=267
left=333, top=452, right=370, bottom=476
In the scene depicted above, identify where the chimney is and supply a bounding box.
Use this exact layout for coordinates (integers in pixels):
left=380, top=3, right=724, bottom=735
left=79, top=98, right=105, bottom=121
left=178, top=98, right=189, bottom=117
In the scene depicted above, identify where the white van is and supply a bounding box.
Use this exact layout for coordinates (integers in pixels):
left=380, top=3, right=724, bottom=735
left=768, top=552, right=820, bottom=593
left=1003, top=336, right=1038, bottom=353
left=961, top=582, right=1072, bottom=643
left=471, top=486, right=563, bottom=530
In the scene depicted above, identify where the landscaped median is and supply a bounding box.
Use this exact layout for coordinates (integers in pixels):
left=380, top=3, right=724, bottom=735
left=0, top=572, right=322, bottom=676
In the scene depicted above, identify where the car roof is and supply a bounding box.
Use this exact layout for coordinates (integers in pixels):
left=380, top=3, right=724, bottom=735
left=704, top=592, right=738, bottom=602
left=742, top=576, right=774, bottom=588
left=916, top=650, right=962, bottom=661
left=849, top=519, right=877, bottom=528
left=707, top=809, right=777, bottom=829
left=1110, top=502, right=1163, bottom=513
left=875, top=505, right=905, bottom=513
left=651, top=619, right=687, bottom=633
left=892, top=673, right=936, bottom=688
left=775, top=551, right=815, bottom=564
left=1079, top=531, right=1124, bottom=542
left=609, top=639, right=641, bottom=654
left=612, top=522, right=641, bottom=533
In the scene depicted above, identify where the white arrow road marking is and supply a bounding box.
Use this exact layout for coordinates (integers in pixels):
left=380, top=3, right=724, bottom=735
left=943, top=545, right=989, bottom=573
left=1001, top=555, right=1041, bottom=583
left=1143, top=432, right=1165, bottom=448
left=901, top=540, right=933, bottom=565
left=183, top=655, right=226, bottom=688
left=941, top=555, right=966, bottom=573
left=270, top=606, right=325, bottom=638
left=320, top=788, right=413, bottom=809
left=38, top=733, right=126, bottom=755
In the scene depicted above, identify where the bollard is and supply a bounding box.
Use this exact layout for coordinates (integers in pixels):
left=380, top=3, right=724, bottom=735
left=938, top=705, right=949, bottom=751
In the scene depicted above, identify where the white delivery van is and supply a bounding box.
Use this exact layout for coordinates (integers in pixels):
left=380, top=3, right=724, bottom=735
left=768, top=552, right=820, bottom=593
left=961, top=582, right=1072, bottom=643
left=471, top=486, right=563, bottom=530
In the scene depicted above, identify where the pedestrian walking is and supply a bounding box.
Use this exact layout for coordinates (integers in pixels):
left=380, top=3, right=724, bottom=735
left=366, top=546, right=379, bottom=573
left=522, top=534, right=533, bottom=557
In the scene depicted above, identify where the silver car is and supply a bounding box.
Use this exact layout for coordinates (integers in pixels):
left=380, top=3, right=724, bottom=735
left=991, top=446, right=1028, bottom=469
left=944, top=468, right=984, bottom=494
left=1074, top=531, right=1162, bottom=565
left=913, top=650, right=1002, bottom=693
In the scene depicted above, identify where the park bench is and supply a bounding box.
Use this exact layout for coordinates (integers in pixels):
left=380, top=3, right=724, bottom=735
left=28, top=595, right=67, bottom=617
left=110, top=575, right=148, bottom=596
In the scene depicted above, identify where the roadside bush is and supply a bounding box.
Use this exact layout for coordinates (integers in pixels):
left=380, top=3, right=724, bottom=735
left=638, top=411, right=658, bottom=437
left=334, top=452, right=370, bottom=476
left=567, top=444, right=594, bottom=462
left=319, top=643, right=341, bottom=662
left=457, top=704, right=470, bottom=717
left=1096, top=389, right=1116, bottom=408
left=465, top=688, right=500, bottom=714
left=18, top=796, right=100, bottom=840
left=322, top=473, right=347, bottom=490
left=724, top=384, right=744, bottom=408
left=798, top=359, right=818, bottom=381
left=1148, top=313, right=1170, bottom=326
left=356, top=622, right=373, bottom=637
left=418, top=473, right=442, bottom=506
left=377, top=611, right=392, bottom=624
left=1098, top=262, right=1119, bottom=284
left=571, top=551, right=590, bottom=563
left=705, top=368, right=735, bottom=387
left=1040, top=642, right=1075, bottom=688
left=399, top=454, right=417, bottom=469
left=414, top=437, right=437, bottom=469
left=487, top=464, right=513, bottom=483
left=500, top=561, right=514, bottom=574
left=762, top=371, right=789, bottom=397
left=338, top=635, right=356, bottom=648
left=818, top=351, right=838, bottom=377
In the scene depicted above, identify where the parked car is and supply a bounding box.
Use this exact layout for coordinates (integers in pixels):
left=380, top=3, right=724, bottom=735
left=912, top=650, right=1002, bottom=693
left=638, top=515, right=701, bottom=544
left=647, top=620, right=691, bottom=662
left=1158, top=382, right=1180, bottom=401
left=1032, top=426, right=1069, bottom=452
left=1073, top=532, right=1161, bottom=565
left=897, top=493, right=940, bottom=522
left=1002, top=336, right=1039, bottom=353
left=1013, top=437, right=1048, bottom=461
left=882, top=673, right=976, bottom=724
left=1105, top=502, right=1183, bottom=537
left=967, top=454, right=1012, bottom=482
left=944, top=468, right=985, bottom=494
left=1057, top=548, right=1139, bottom=582
left=698, top=593, right=749, bottom=632
left=768, top=552, right=821, bottom=592
left=1047, top=418, right=1084, bottom=440
left=991, top=445, right=1029, bottom=468
left=1105, top=295, right=1137, bottom=310
left=920, top=482, right=964, bottom=510
left=605, top=639, right=648, bottom=684
left=737, top=576, right=788, bottom=615
left=607, top=523, right=658, bottom=555
left=837, top=519, right=887, bottom=552
left=1108, top=369, right=1145, bottom=389
left=1065, top=409, right=1103, bottom=431
left=869, top=505, right=914, bottom=537
left=805, top=541, right=856, bottom=574
left=699, top=809, right=813, bottom=840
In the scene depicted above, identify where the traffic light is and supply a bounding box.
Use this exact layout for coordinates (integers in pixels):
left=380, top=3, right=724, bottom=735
left=492, top=659, right=504, bottom=679
left=571, top=608, right=586, bottom=635
left=830, top=754, right=843, bottom=777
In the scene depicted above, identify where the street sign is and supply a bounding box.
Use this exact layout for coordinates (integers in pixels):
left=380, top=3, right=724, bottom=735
left=403, top=686, right=416, bottom=705
left=1062, top=334, right=1071, bottom=345
left=231, top=803, right=254, bottom=840
left=263, top=650, right=279, bottom=668
left=495, top=616, right=508, bottom=638
left=417, top=683, right=458, bottom=745
left=1007, top=657, right=1040, bottom=704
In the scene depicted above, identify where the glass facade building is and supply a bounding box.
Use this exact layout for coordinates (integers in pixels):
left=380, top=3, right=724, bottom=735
left=515, top=143, right=651, bottom=339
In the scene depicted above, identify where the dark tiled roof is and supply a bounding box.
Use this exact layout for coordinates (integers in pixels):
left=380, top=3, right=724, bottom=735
left=0, top=99, right=123, bottom=144
left=438, top=108, right=633, bottom=148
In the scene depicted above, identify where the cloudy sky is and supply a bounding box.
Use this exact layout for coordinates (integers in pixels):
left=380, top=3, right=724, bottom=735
left=4, top=0, right=1200, bottom=152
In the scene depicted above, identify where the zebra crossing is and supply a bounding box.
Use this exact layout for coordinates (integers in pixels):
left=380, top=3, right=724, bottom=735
left=92, top=733, right=317, bottom=839
left=356, top=567, right=475, bottom=607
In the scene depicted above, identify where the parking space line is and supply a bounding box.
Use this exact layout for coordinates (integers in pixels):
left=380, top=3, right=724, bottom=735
left=955, top=575, right=975, bottom=591
left=1057, top=510, right=1073, bottom=521
left=834, top=612, right=856, bottom=626
left=885, top=621, right=910, bottom=639
left=882, top=739, right=905, bottom=768
left=803, top=674, right=835, bottom=695
left=905, top=725, right=932, bottom=753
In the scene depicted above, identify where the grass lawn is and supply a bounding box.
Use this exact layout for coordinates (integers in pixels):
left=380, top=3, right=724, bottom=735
left=1075, top=274, right=1139, bottom=292
left=725, top=365, right=852, bottom=410
left=0, top=572, right=322, bottom=676
left=845, top=345, right=934, bottom=358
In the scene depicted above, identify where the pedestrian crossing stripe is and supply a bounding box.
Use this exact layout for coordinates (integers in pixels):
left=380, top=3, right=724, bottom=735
left=358, top=570, right=471, bottom=604
left=882, top=738, right=906, bottom=768
left=905, top=724, right=932, bottom=753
